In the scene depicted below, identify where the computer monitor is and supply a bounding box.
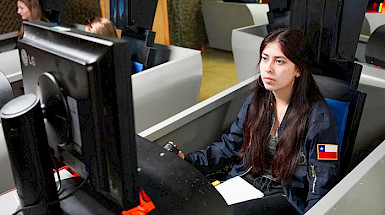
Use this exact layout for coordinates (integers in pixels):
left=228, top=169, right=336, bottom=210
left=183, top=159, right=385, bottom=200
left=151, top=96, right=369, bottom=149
left=18, top=21, right=139, bottom=212
left=110, top=0, right=158, bottom=70
left=110, top=0, right=158, bottom=39
left=40, top=0, right=66, bottom=24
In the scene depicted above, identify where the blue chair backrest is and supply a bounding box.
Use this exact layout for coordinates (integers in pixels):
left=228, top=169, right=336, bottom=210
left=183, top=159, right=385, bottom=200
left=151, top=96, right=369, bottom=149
left=325, top=98, right=349, bottom=149
left=133, top=61, right=144, bottom=73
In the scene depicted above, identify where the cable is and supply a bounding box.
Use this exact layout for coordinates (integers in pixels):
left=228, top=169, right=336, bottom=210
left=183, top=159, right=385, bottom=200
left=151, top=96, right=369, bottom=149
left=12, top=175, right=90, bottom=215
left=51, top=154, right=62, bottom=194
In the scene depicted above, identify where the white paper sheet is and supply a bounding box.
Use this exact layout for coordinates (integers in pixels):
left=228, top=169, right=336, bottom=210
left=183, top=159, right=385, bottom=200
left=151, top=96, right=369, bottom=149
left=215, top=176, right=264, bottom=205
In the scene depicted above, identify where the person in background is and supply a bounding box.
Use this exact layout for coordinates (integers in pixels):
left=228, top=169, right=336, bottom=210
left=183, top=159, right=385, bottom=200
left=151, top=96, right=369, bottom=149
left=85, top=17, right=118, bottom=38
left=17, top=0, right=48, bottom=38
left=178, top=28, right=340, bottom=215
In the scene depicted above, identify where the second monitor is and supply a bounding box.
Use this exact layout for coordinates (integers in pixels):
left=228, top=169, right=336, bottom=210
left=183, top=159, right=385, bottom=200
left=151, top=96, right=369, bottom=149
left=19, top=21, right=139, bottom=212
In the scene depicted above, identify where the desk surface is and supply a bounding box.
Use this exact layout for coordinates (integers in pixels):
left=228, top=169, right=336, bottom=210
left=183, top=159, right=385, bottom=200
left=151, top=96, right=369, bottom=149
left=0, top=135, right=232, bottom=215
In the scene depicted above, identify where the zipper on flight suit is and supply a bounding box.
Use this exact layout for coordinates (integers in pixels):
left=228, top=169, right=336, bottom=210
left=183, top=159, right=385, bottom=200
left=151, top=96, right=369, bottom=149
left=311, top=165, right=317, bottom=194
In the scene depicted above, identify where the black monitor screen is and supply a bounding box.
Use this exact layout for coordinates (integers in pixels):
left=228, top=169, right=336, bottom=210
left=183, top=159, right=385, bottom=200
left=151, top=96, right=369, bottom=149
left=40, top=0, right=66, bottom=24
left=110, top=0, right=158, bottom=38
left=18, top=21, right=139, bottom=211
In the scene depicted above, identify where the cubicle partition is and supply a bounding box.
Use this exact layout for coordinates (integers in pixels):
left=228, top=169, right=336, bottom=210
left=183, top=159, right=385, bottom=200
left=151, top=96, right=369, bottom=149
left=0, top=31, right=18, bottom=53
left=201, top=1, right=269, bottom=51
left=231, top=24, right=267, bottom=82
left=0, top=43, right=203, bottom=133
left=139, top=76, right=256, bottom=154
left=132, top=43, right=202, bottom=132
left=362, top=12, right=385, bottom=36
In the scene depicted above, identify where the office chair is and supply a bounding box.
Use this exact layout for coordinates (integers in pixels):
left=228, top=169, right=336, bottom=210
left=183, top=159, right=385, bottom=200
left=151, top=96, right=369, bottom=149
left=314, top=74, right=366, bottom=179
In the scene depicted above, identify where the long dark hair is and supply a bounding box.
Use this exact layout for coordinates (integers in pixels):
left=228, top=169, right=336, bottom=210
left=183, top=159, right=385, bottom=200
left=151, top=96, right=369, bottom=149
left=241, top=28, right=324, bottom=184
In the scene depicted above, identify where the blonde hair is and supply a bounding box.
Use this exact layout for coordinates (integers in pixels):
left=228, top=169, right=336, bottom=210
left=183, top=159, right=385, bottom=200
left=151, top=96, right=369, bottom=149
left=18, top=0, right=48, bottom=38
left=85, top=17, right=118, bottom=38
left=18, top=0, right=46, bottom=21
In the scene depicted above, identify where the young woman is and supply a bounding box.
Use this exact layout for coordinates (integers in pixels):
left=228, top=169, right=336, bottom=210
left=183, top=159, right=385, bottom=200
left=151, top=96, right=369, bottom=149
left=17, top=0, right=47, bottom=38
left=85, top=17, right=118, bottom=38
left=179, top=29, right=340, bottom=214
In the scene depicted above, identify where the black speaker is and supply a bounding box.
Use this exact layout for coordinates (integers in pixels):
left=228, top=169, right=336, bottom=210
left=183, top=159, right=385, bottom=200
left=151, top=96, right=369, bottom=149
left=0, top=94, right=60, bottom=214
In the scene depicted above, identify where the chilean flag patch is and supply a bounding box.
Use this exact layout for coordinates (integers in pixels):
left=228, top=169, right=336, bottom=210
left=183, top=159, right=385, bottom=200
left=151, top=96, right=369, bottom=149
left=317, top=144, right=338, bottom=160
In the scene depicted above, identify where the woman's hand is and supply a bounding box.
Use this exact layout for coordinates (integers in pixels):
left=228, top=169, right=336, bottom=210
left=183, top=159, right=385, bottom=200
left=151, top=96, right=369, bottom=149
left=178, top=151, right=185, bottom=160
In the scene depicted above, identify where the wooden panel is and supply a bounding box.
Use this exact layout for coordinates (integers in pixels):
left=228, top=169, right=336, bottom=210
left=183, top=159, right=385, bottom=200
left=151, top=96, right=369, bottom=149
left=99, top=0, right=109, bottom=18
left=153, top=0, right=170, bottom=45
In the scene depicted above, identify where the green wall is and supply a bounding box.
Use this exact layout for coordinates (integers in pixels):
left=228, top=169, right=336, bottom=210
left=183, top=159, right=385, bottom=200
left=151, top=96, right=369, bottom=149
left=167, top=0, right=219, bottom=49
